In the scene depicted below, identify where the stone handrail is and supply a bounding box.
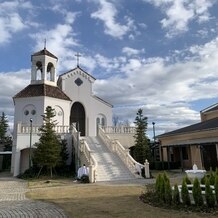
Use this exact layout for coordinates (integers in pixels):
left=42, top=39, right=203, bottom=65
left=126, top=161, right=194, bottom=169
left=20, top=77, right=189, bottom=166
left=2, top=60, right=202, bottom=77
left=70, top=123, right=97, bottom=183
left=102, top=126, right=136, bottom=134
left=17, top=123, right=70, bottom=134
left=98, top=126, right=144, bottom=176
left=80, top=139, right=98, bottom=183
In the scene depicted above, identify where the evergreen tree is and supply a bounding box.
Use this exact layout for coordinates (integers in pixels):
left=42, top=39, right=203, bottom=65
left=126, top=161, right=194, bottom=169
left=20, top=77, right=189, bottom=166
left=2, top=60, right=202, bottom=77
left=164, top=176, right=172, bottom=204
left=172, top=184, right=180, bottom=205
left=205, top=178, right=215, bottom=208
left=159, top=174, right=165, bottom=202
left=133, top=108, right=150, bottom=164
left=155, top=173, right=162, bottom=197
left=0, top=112, right=12, bottom=169
left=59, top=139, right=69, bottom=167
left=0, top=112, right=8, bottom=139
left=33, top=106, right=61, bottom=178
left=215, top=175, right=218, bottom=204
left=181, top=179, right=191, bottom=206
left=192, top=178, right=203, bottom=206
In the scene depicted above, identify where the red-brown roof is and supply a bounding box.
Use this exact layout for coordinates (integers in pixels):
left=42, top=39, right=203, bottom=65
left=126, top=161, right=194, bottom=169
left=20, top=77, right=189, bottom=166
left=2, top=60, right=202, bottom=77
left=13, top=84, right=71, bottom=101
left=31, top=48, right=58, bottom=60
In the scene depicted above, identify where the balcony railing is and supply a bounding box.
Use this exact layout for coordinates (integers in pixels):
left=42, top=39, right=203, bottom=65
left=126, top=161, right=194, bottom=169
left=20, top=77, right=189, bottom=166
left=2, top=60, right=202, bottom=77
left=101, top=126, right=136, bottom=134
left=17, top=123, right=70, bottom=134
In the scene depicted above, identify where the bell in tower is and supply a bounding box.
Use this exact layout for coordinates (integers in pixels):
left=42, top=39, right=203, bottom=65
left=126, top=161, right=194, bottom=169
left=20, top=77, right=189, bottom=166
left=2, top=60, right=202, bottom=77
left=31, top=46, right=58, bottom=86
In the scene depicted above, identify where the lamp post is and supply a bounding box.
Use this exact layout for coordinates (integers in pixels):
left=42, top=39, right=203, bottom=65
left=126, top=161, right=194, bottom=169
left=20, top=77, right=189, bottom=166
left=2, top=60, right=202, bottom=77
left=76, top=121, right=80, bottom=172
left=29, top=118, right=33, bottom=169
left=152, top=122, right=156, bottom=142
left=152, top=122, right=156, bottom=162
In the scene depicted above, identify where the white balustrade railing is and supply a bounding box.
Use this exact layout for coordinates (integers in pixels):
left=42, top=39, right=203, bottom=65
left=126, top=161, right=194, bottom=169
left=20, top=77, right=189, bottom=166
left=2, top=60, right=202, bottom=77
left=80, top=140, right=98, bottom=183
left=98, top=126, right=144, bottom=176
left=70, top=123, right=97, bottom=183
left=17, top=123, right=70, bottom=134
left=102, top=126, right=136, bottom=134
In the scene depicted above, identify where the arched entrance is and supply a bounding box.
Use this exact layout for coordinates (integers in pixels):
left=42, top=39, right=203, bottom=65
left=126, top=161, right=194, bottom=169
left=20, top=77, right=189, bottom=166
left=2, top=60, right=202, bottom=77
left=70, top=102, right=86, bottom=136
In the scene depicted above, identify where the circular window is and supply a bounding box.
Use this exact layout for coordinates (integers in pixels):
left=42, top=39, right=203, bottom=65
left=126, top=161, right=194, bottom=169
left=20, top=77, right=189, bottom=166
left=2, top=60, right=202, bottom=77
left=24, top=110, right=29, bottom=115
left=31, top=110, right=36, bottom=115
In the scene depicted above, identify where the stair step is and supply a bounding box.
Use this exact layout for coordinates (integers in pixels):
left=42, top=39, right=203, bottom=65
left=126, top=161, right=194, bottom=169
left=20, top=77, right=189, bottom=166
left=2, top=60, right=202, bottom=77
left=85, top=136, right=136, bottom=182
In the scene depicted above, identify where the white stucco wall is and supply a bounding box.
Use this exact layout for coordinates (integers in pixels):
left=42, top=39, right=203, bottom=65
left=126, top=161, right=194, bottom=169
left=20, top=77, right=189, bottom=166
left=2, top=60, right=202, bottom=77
left=14, top=96, right=71, bottom=127
left=59, top=68, right=112, bottom=136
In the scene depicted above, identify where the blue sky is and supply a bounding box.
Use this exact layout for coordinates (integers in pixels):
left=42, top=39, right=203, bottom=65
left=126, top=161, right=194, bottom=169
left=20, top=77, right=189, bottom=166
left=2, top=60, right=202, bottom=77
left=1, top=0, right=218, bottom=137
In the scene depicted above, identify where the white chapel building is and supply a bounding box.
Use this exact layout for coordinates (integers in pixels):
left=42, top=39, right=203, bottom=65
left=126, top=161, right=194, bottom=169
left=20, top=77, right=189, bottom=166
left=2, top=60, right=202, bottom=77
left=11, top=48, right=112, bottom=176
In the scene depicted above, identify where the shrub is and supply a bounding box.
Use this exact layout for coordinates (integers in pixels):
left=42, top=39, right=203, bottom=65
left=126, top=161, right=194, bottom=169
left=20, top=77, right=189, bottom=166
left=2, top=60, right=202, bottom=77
left=184, top=175, right=192, bottom=184
left=17, top=165, right=40, bottom=179
left=209, top=170, right=215, bottom=185
left=159, top=175, right=165, bottom=202
left=155, top=173, right=162, bottom=197
left=201, top=174, right=210, bottom=185
left=181, top=178, right=191, bottom=206
left=215, top=168, right=218, bottom=177
left=205, top=178, right=215, bottom=208
left=214, top=175, right=218, bottom=204
left=164, top=178, right=172, bottom=204
left=192, top=178, right=203, bottom=206
left=172, top=183, right=180, bottom=205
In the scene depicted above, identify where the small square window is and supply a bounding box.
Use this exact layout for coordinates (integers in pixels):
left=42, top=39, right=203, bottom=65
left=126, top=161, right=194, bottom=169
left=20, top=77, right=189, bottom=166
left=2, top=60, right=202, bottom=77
left=75, top=78, right=83, bottom=86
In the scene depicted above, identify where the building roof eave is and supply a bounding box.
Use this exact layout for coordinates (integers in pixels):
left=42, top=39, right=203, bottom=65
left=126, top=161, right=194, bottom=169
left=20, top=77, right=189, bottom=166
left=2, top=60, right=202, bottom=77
left=161, top=137, right=218, bottom=147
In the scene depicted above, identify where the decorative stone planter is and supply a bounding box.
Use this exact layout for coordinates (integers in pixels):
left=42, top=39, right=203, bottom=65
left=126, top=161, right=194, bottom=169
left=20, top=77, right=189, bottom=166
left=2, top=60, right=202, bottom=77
left=185, top=164, right=206, bottom=180
left=185, top=169, right=206, bottom=180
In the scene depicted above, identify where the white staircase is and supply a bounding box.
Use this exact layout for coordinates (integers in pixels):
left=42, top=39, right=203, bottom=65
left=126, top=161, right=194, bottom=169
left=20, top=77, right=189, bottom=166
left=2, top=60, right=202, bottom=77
left=85, top=136, right=136, bottom=182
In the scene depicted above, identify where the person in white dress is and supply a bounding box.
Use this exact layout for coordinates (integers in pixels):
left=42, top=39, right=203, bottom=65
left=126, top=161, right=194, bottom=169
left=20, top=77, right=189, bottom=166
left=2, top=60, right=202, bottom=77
left=77, top=164, right=89, bottom=179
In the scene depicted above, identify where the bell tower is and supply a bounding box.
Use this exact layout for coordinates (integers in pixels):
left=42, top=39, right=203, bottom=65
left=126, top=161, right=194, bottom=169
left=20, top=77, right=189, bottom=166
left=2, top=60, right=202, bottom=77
left=31, top=47, right=58, bottom=86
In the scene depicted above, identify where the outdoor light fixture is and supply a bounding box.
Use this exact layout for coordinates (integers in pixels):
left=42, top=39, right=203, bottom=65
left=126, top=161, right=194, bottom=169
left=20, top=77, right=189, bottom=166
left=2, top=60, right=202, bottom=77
left=152, top=122, right=156, bottom=142
left=29, top=118, right=33, bottom=169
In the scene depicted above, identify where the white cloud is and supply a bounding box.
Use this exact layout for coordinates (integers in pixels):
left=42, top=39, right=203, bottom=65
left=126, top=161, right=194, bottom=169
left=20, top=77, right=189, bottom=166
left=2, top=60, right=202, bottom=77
left=143, top=0, right=215, bottom=37
left=122, top=47, right=145, bottom=56
left=0, top=69, right=29, bottom=126
left=30, top=14, right=80, bottom=72
left=0, top=0, right=32, bottom=44
left=92, top=36, right=218, bottom=133
left=90, top=0, right=134, bottom=39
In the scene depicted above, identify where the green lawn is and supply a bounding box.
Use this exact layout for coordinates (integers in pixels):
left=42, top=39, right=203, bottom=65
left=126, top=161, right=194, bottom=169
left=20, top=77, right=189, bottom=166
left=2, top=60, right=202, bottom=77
left=26, top=179, right=218, bottom=218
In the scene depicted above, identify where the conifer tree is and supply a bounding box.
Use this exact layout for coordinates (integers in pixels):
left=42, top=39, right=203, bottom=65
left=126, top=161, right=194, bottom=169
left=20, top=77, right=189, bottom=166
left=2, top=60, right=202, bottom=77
left=181, top=179, right=191, bottom=206
left=192, top=178, right=203, bottom=206
left=155, top=173, right=162, bottom=197
left=0, top=112, right=8, bottom=139
left=215, top=175, right=218, bottom=204
left=59, top=139, right=69, bottom=167
left=164, top=177, right=172, bottom=204
left=172, top=184, right=180, bottom=205
left=0, top=112, right=12, bottom=169
left=205, top=178, right=215, bottom=208
left=133, top=108, right=150, bottom=164
left=34, top=106, right=61, bottom=178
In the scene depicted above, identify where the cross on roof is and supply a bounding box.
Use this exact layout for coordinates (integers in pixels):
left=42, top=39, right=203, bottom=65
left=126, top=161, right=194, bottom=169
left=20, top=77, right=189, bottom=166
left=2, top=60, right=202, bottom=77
left=75, top=52, right=82, bottom=67
left=44, top=39, right=47, bottom=49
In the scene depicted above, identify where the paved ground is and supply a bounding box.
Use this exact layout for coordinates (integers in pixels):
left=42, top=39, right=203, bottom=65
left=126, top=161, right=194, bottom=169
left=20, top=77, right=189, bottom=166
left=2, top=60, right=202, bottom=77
left=0, top=174, right=68, bottom=218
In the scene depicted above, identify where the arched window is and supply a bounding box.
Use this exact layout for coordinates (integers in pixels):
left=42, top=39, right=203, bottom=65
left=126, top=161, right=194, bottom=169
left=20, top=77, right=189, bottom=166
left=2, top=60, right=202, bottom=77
left=101, top=118, right=105, bottom=126
left=36, top=61, right=42, bottom=80
left=47, top=62, right=55, bottom=81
